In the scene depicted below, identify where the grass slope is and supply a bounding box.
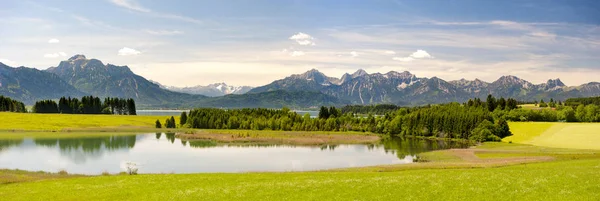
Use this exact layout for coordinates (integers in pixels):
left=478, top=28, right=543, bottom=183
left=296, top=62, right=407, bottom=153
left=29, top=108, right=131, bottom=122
left=0, top=112, right=179, bottom=131
left=506, top=122, right=600, bottom=150
left=1, top=159, right=599, bottom=200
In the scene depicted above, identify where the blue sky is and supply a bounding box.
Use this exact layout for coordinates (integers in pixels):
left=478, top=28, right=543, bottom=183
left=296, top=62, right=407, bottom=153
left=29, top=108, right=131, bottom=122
left=1, top=0, right=599, bottom=87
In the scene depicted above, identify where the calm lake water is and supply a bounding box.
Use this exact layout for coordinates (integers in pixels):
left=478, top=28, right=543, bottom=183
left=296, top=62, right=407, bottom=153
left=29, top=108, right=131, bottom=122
left=138, top=110, right=319, bottom=118
left=136, top=110, right=189, bottom=116
left=0, top=134, right=468, bottom=174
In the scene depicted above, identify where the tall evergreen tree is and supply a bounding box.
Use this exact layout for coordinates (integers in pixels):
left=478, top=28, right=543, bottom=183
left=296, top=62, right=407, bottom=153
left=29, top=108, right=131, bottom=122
left=180, top=112, right=188, bottom=125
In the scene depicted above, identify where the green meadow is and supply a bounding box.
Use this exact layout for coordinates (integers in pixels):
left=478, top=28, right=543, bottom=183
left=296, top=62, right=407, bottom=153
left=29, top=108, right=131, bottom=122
left=0, top=112, right=179, bottom=131
left=506, top=122, right=600, bottom=150
left=2, top=113, right=600, bottom=200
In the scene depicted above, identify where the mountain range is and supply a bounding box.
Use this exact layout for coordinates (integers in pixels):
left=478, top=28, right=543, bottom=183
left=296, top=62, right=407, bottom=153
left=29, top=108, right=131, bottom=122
left=0, top=55, right=343, bottom=108
left=1, top=55, right=599, bottom=108
left=250, top=69, right=600, bottom=104
left=152, top=81, right=253, bottom=97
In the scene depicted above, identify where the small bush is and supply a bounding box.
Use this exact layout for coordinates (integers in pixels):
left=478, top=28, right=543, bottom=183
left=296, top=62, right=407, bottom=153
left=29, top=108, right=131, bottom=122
left=58, top=169, right=68, bottom=175
left=124, top=162, right=138, bottom=175
left=101, top=171, right=110, bottom=176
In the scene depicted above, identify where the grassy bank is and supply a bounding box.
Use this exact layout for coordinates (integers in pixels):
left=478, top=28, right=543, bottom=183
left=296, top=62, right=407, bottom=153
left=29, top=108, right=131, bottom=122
left=1, top=157, right=599, bottom=200
left=177, top=130, right=380, bottom=145
left=0, top=112, right=179, bottom=132
left=506, top=122, right=600, bottom=150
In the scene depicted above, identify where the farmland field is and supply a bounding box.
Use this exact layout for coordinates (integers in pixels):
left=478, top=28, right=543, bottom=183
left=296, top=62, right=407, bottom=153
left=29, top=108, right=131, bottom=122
left=0, top=112, right=178, bottom=131
left=506, top=122, right=600, bottom=150
left=1, top=157, right=599, bottom=200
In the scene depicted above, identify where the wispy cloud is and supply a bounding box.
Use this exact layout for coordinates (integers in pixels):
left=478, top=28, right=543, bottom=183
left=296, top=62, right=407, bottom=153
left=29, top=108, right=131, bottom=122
left=0, top=58, right=17, bottom=66
left=144, top=30, right=184, bottom=36
left=383, top=50, right=396, bottom=55
left=290, top=51, right=305, bottom=57
left=350, top=51, right=359, bottom=57
left=108, top=0, right=203, bottom=25
left=43, top=52, right=67, bottom=58
left=118, top=47, right=141, bottom=56
left=48, top=38, right=60, bottom=43
left=110, top=0, right=150, bottom=12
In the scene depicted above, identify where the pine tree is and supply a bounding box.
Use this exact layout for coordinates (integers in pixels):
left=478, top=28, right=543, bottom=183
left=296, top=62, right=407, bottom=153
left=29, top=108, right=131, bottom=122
left=155, top=120, right=162, bottom=128
left=180, top=112, right=188, bottom=125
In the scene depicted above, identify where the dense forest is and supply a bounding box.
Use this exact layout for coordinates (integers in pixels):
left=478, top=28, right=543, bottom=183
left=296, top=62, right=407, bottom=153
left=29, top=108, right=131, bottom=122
left=0, top=96, right=26, bottom=112
left=167, top=95, right=520, bottom=142
left=564, top=96, right=600, bottom=107
left=33, top=96, right=136, bottom=115
left=340, top=104, right=401, bottom=115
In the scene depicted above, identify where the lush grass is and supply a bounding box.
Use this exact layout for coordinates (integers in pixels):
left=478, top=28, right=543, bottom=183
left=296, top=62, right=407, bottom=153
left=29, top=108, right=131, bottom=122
left=505, top=122, right=600, bottom=150
left=0, top=112, right=179, bottom=131
left=1, top=159, right=599, bottom=200
left=0, top=169, right=81, bottom=184
left=503, top=122, right=554, bottom=143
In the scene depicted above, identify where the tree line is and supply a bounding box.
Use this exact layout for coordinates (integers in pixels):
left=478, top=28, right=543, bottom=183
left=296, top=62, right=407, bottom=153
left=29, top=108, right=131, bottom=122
left=564, top=96, right=600, bottom=107
left=33, top=96, right=136, bottom=115
left=154, top=94, right=600, bottom=141
left=0, top=96, right=26, bottom=112
left=340, top=104, right=401, bottom=115
left=164, top=98, right=516, bottom=142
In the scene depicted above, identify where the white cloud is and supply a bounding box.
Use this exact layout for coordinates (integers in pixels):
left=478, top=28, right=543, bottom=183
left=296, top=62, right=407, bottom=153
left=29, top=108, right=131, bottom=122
left=289, top=32, right=316, bottom=46
left=0, top=58, right=17, bottom=66
left=410, top=50, right=433, bottom=59
left=43, top=52, right=67, bottom=58
left=110, top=0, right=150, bottom=12
left=48, top=38, right=60, bottom=43
left=290, top=51, right=305, bottom=57
left=384, top=50, right=396, bottom=55
left=144, top=30, right=184, bottom=35
left=118, top=47, right=141, bottom=56
left=392, top=57, right=414, bottom=62
left=393, top=50, right=433, bottom=62
left=350, top=51, right=359, bottom=57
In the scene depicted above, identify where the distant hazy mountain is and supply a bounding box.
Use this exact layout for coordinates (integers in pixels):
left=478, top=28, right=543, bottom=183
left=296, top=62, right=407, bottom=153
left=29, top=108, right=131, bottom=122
left=152, top=81, right=253, bottom=97
left=187, top=90, right=347, bottom=108
left=45, top=55, right=205, bottom=107
left=250, top=69, right=600, bottom=105
left=0, top=62, right=85, bottom=104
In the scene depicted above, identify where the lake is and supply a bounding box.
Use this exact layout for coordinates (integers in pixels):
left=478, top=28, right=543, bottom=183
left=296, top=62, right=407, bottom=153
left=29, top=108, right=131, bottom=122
left=0, top=134, right=468, bottom=174
left=138, top=110, right=320, bottom=118
left=136, top=110, right=189, bottom=116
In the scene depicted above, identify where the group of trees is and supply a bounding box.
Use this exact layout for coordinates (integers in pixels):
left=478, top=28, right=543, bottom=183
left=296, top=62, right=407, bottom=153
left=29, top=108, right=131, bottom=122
left=340, top=104, right=401, bottom=115
left=465, top=95, right=519, bottom=111
left=32, top=100, right=59, bottom=113
left=173, top=101, right=513, bottom=142
left=499, top=104, right=600, bottom=122
left=33, top=96, right=136, bottom=115
left=564, top=96, right=600, bottom=107
left=537, top=98, right=561, bottom=108
left=0, top=96, right=26, bottom=112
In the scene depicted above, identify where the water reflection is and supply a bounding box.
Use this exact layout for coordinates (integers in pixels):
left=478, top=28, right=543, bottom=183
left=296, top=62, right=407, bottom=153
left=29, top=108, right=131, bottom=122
left=0, top=134, right=469, bottom=174
left=0, top=139, right=23, bottom=151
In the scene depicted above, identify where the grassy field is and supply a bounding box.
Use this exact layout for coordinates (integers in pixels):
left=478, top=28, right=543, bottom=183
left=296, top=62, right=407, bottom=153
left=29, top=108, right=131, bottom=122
left=0, top=112, right=179, bottom=131
left=1, top=157, right=599, bottom=200
left=505, top=122, right=600, bottom=150
left=3, top=112, right=600, bottom=200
